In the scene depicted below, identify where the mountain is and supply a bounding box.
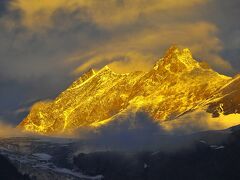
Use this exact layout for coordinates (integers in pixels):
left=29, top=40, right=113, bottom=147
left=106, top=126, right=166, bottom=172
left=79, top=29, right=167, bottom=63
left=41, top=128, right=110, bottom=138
left=19, top=46, right=240, bottom=135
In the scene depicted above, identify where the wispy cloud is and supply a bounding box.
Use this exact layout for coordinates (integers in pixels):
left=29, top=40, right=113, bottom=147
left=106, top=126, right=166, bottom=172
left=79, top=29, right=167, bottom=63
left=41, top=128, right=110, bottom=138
left=10, top=0, right=208, bottom=30
left=0, top=121, right=28, bottom=137
left=72, top=110, right=233, bottom=151
left=2, top=0, right=233, bottom=78
left=71, top=22, right=233, bottom=74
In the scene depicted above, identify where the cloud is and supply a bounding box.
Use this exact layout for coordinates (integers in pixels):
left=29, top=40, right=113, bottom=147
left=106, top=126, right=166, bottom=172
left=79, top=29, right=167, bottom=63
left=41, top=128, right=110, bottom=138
left=3, top=0, right=233, bottom=78
left=71, top=22, right=233, bottom=74
left=73, top=110, right=234, bottom=152
left=10, top=0, right=208, bottom=30
left=73, top=51, right=154, bottom=74
left=108, top=52, right=154, bottom=73
left=162, top=109, right=240, bottom=134
left=0, top=121, right=28, bottom=137
left=73, top=112, right=192, bottom=151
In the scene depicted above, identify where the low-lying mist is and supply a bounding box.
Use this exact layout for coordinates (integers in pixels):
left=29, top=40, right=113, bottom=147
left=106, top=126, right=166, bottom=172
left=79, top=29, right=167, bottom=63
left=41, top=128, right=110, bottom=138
left=0, top=122, right=28, bottom=137
left=0, top=110, right=233, bottom=153
left=73, top=111, right=230, bottom=152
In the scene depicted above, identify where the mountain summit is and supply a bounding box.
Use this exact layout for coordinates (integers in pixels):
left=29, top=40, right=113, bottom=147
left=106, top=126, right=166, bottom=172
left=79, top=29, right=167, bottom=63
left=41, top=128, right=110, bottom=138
left=153, top=46, right=199, bottom=72
left=19, top=47, right=239, bottom=135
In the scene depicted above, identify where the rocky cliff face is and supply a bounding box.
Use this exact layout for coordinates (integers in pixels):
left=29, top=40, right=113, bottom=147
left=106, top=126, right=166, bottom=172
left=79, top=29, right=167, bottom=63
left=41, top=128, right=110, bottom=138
left=19, top=46, right=234, bottom=135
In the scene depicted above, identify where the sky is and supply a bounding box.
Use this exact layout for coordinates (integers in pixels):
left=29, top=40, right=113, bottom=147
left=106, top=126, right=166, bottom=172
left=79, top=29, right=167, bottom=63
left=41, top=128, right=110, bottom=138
left=0, top=0, right=240, bottom=125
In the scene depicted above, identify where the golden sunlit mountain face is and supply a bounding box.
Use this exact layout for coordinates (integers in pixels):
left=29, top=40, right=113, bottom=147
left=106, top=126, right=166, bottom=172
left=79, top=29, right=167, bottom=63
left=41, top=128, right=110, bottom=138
left=19, top=47, right=238, bottom=135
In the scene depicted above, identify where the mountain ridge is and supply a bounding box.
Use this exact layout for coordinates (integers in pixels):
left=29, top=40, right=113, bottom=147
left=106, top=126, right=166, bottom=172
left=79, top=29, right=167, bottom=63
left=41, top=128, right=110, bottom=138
left=19, top=46, right=238, bottom=135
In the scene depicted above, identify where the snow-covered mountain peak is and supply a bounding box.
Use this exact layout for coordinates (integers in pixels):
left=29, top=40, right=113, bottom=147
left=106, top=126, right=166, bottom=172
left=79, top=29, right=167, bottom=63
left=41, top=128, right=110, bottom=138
left=19, top=46, right=233, bottom=135
left=153, top=46, right=200, bottom=72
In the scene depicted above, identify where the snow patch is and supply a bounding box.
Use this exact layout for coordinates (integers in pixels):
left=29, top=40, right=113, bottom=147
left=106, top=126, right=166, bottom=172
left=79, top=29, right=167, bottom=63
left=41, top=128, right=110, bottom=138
left=32, top=153, right=52, bottom=161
